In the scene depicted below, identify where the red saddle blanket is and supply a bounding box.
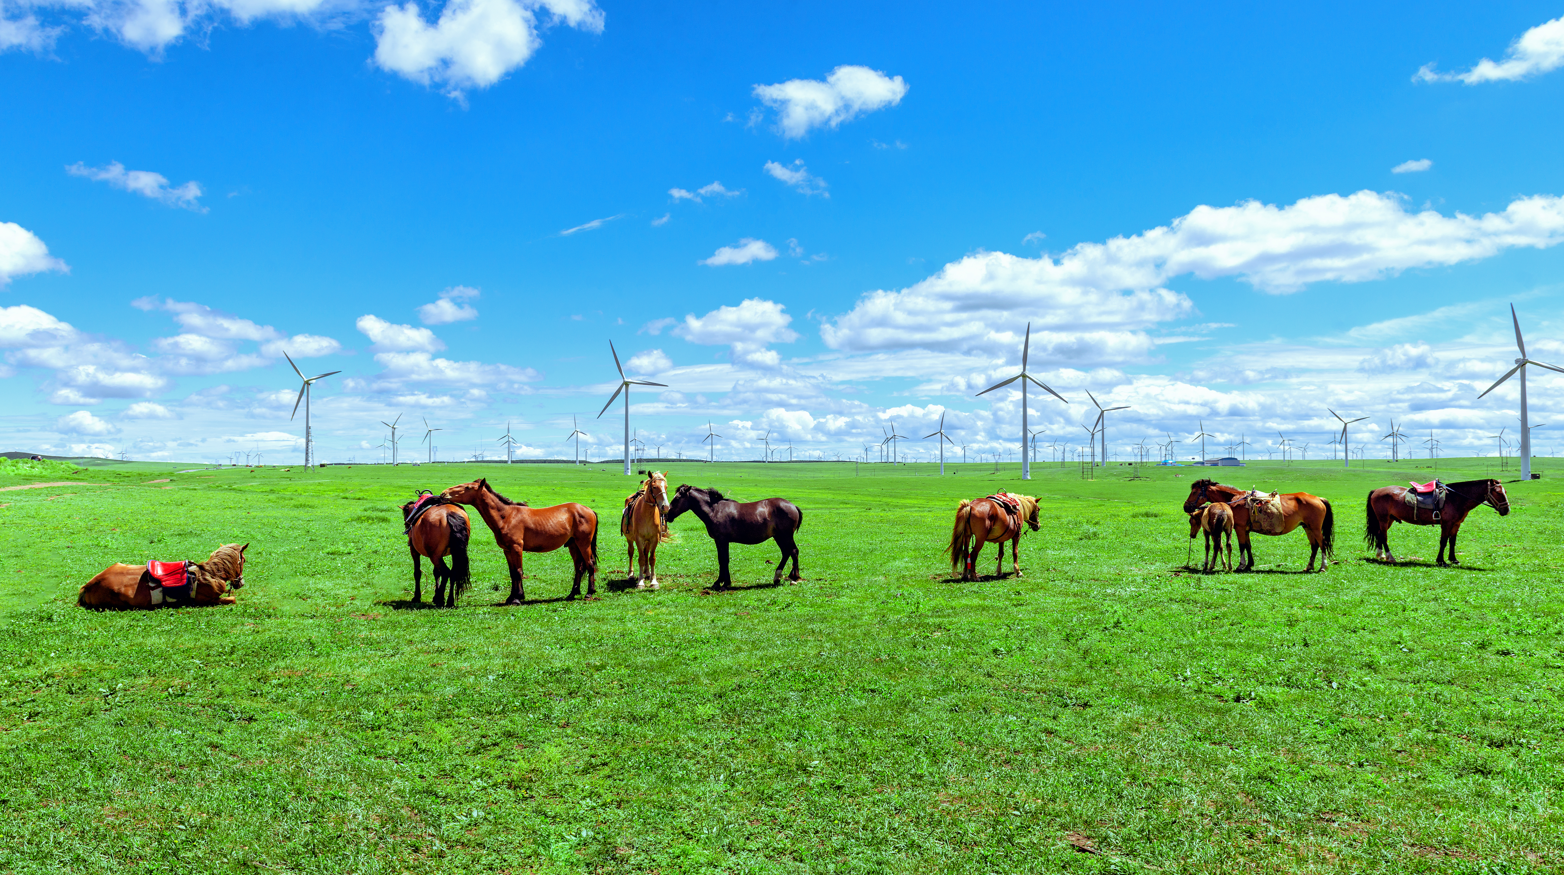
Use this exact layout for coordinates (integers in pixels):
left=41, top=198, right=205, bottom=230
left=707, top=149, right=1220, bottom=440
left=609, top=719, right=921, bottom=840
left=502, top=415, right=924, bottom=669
left=147, top=560, right=188, bottom=588
left=1409, top=480, right=1441, bottom=494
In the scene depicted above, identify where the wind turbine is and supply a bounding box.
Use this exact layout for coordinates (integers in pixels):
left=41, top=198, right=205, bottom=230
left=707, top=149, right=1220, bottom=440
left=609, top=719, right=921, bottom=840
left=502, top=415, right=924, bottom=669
left=1488, top=427, right=1508, bottom=468
left=924, top=411, right=957, bottom=475
left=380, top=413, right=403, bottom=466
left=1164, top=432, right=1182, bottom=464
left=1028, top=427, right=1046, bottom=464
left=702, top=421, right=722, bottom=463
left=1479, top=304, right=1564, bottom=481
left=1330, top=409, right=1369, bottom=469
left=1382, top=420, right=1407, bottom=462
left=598, top=341, right=668, bottom=476
left=884, top=421, right=908, bottom=465
left=284, top=351, right=341, bottom=468
left=421, top=417, right=442, bottom=464
left=1086, top=391, right=1129, bottom=468
left=497, top=421, right=518, bottom=464
left=565, top=415, right=587, bottom=465
left=762, top=430, right=772, bottom=463
left=1190, top=420, right=1215, bottom=464
left=976, top=322, right=1067, bottom=480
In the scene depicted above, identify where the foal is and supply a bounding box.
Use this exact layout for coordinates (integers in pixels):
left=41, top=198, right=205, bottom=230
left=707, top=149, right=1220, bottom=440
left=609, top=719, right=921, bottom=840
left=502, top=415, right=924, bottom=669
left=1186, top=503, right=1234, bottom=573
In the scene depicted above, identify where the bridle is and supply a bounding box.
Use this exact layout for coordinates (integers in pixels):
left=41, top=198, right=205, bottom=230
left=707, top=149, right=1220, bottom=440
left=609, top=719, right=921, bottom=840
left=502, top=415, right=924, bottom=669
left=1482, top=480, right=1510, bottom=514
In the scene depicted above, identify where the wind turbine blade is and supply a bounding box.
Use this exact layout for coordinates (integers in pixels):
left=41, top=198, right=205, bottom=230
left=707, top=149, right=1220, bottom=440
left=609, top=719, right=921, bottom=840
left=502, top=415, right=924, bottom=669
left=597, top=382, right=625, bottom=418
left=1106, top=405, right=1129, bottom=412
left=1527, top=359, right=1564, bottom=376
left=1023, top=374, right=1067, bottom=402
left=976, top=374, right=1022, bottom=396
left=290, top=383, right=307, bottom=420
left=923, top=430, right=941, bottom=439
left=283, top=350, right=305, bottom=380
left=1349, top=416, right=1369, bottom=424
left=308, top=371, right=341, bottom=381
left=1086, top=389, right=1101, bottom=410
left=942, top=433, right=956, bottom=445
left=1478, top=363, right=1524, bottom=399
left=628, top=380, right=668, bottom=388
left=609, top=340, right=626, bottom=380
left=1022, top=322, right=1031, bottom=371
left=1512, top=304, right=1526, bottom=357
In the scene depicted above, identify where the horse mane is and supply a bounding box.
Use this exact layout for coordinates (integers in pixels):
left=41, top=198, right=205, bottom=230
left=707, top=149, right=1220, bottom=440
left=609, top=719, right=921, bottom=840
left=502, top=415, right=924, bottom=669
left=1015, top=494, right=1039, bottom=518
left=195, top=543, right=245, bottom=583
left=1190, top=478, right=1219, bottom=490
left=482, top=482, right=529, bottom=507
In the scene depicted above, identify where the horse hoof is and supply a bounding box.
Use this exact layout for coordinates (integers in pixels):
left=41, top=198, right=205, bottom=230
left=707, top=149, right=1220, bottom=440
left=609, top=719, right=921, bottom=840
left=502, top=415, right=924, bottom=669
left=504, top=598, right=524, bottom=606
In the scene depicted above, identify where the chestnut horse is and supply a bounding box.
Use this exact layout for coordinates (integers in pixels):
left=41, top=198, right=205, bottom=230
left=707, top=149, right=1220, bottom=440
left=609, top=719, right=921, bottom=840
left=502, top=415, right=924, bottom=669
left=440, top=479, right=598, bottom=604
left=1186, top=502, right=1234, bottom=573
left=665, top=484, right=802, bottom=589
left=79, top=543, right=248, bottom=610
left=402, top=492, right=471, bottom=607
left=621, top=470, right=671, bottom=589
left=947, top=494, right=1040, bottom=581
left=1364, top=479, right=1509, bottom=565
left=1183, top=479, right=1334, bottom=572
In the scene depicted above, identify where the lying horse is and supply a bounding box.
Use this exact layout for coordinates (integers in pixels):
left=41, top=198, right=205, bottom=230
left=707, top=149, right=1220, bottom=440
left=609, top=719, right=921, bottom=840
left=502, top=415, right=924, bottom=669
left=948, top=493, right=1040, bottom=581
left=621, top=470, right=671, bottom=589
left=402, top=490, right=471, bottom=606
left=441, top=479, right=598, bottom=604
left=665, top=484, right=802, bottom=589
left=1183, top=479, right=1333, bottom=572
left=1365, top=478, right=1508, bottom=565
left=1187, top=502, right=1234, bottom=573
left=79, top=543, right=248, bottom=610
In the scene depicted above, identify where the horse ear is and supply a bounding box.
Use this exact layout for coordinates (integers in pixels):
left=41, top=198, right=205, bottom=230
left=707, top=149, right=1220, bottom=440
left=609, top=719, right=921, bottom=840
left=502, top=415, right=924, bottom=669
left=240, top=543, right=249, bottom=554
left=479, top=478, right=487, bottom=489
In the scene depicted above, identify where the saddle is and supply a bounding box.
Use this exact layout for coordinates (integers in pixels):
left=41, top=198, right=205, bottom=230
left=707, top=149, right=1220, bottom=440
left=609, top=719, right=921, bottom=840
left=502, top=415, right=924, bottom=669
left=401, top=491, right=451, bottom=533
left=1404, top=480, right=1448, bottom=520
left=986, top=493, right=1022, bottom=517
left=1243, top=490, right=1286, bottom=535
left=145, top=560, right=194, bottom=606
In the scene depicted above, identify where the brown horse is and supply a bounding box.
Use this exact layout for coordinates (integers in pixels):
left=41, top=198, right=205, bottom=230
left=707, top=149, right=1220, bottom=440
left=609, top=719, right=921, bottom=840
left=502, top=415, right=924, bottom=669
left=1187, top=502, right=1234, bottom=573
left=947, top=494, right=1040, bottom=581
left=621, top=470, right=671, bottom=589
left=665, top=484, right=802, bottom=589
left=402, top=492, right=471, bottom=606
left=1183, top=479, right=1334, bottom=572
left=79, top=543, right=248, bottom=610
left=1364, top=479, right=1509, bottom=565
left=440, top=479, right=598, bottom=604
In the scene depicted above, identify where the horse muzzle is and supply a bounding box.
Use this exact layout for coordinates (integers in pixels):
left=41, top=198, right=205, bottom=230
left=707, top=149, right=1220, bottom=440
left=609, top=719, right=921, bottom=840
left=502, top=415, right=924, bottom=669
left=230, top=576, right=245, bottom=590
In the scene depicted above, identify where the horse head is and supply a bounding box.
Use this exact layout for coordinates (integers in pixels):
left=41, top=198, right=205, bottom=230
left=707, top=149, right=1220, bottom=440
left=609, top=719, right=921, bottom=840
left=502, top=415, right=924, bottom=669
left=665, top=483, right=694, bottom=521
left=441, top=479, right=485, bottom=505
left=640, top=470, right=671, bottom=514
left=1183, top=478, right=1216, bottom=514
left=195, top=542, right=248, bottom=602
left=1487, top=480, right=1511, bottom=515
left=1022, top=495, right=1041, bottom=531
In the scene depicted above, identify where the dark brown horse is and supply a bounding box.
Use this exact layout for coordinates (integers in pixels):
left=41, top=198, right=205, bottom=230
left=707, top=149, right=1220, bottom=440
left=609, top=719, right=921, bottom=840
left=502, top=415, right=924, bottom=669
left=402, top=492, right=471, bottom=606
left=1183, top=479, right=1334, bottom=572
left=440, top=479, right=599, bottom=604
left=79, top=543, right=248, bottom=610
left=665, top=484, right=802, bottom=588
left=947, top=493, right=1040, bottom=581
left=1364, top=479, right=1509, bottom=565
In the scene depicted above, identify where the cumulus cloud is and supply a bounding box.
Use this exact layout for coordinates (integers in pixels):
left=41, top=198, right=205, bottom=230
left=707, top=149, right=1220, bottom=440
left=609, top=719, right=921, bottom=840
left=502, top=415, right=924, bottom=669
left=260, top=334, right=342, bottom=358
left=822, top=190, right=1564, bottom=355
left=669, top=181, right=743, bottom=202
left=417, top=285, right=480, bottom=324
left=0, top=221, right=67, bottom=286
left=700, top=238, right=778, bottom=267
left=368, top=350, right=541, bottom=389
left=373, top=0, right=604, bottom=95
left=626, top=348, right=672, bottom=374
left=560, top=214, right=623, bottom=235
left=0, top=305, right=77, bottom=348
left=0, top=7, right=59, bottom=52
left=753, top=65, right=908, bottom=138
left=67, top=161, right=205, bottom=211
left=133, top=297, right=280, bottom=341
left=763, top=160, right=828, bottom=196
left=1392, top=158, right=1433, bottom=174
left=1416, top=16, right=1564, bottom=84
left=124, top=401, right=176, bottom=419
left=356, top=314, right=445, bottom=352
left=672, top=298, right=798, bottom=369
left=1360, top=342, right=1437, bottom=373
left=57, top=410, right=120, bottom=436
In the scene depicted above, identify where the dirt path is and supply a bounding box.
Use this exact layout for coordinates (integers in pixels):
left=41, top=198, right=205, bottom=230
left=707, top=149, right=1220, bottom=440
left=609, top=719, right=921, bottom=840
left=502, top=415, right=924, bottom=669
left=0, top=481, right=100, bottom=492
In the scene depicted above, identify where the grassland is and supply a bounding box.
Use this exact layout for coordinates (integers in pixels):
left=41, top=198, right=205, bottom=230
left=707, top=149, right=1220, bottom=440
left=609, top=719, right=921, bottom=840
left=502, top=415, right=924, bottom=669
left=0, top=455, right=1560, bottom=874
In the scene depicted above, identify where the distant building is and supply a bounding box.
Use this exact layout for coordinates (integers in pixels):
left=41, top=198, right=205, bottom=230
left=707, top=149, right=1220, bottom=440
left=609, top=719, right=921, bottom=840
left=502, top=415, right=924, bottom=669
left=1195, top=457, right=1244, bottom=466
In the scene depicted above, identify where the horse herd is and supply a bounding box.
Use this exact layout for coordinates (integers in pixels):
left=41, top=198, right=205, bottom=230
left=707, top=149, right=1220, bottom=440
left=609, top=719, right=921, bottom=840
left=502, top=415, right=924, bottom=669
left=74, top=471, right=1513, bottom=610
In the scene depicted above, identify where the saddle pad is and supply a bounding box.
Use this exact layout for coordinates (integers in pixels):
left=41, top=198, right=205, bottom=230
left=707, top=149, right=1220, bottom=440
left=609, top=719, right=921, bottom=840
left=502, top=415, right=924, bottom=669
left=1409, top=480, right=1442, bottom=494
left=1244, top=491, right=1286, bottom=536
left=402, top=492, right=439, bottom=532
left=146, top=560, right=194, bottom=604
left=985, top=493, right=1022, bottom=516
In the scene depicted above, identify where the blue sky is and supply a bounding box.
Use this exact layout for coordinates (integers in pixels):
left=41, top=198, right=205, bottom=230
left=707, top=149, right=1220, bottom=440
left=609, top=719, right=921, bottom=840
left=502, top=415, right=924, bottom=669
left=4, top=1, right=1564, bottom=464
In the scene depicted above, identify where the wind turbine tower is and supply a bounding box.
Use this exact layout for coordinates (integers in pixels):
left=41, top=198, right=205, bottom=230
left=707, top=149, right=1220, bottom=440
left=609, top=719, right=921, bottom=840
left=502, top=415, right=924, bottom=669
left=565, top=415, right=587, bottom=465
left=703, top=421, right=722, bottom=463
left=924, top=411, right=956, bottom=475
left=1190, top=420, right=1214, bottom=463
left=1088, top=391, right=1129, bottom=468
left=421, top=417, right=443, bottom=464
left=284, top=351, right=341, bottom=468
left=1330, top=408, right=1369, bottom=469
left=381, top=413, right=402, bottom=466
left=1479, top=304, right=1564, bottom=480
left=598, top=341, right=668, bottom=476
left=497, top=421, right=519, bottom=463
left=976, top=323, right=1067, bottom=480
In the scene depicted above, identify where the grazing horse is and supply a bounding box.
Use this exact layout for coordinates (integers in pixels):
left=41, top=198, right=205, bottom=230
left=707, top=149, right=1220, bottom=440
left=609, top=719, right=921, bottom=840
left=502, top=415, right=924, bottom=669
left=665, top=484, right=802, bottom=589
left=79, top=543, right=248, bottom=610
left=440, top=479, right=599, bottom=604
left=1187, top=502, right=1234, bottom=573
left=947, top=494, right=1040, bottom=582
left=402, top=491, right=471, bottom=607
left=1365, top=479, right=1509, bottom=565
left=621, top=470, right=671, bottom=589
left=1183, top=479, right=1334, bottom=572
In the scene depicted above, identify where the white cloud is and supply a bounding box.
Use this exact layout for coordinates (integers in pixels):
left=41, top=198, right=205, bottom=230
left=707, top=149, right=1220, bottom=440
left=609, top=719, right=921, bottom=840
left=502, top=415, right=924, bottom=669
left=672, top=298, right=798, bottom=371
left=0, top=7, right=58, bottom=52
left=641, top=317, right=676, bottom=335
left=57, top=410, right=120, bottom=436
left=0, top=221, right=68, bottom=286
left=0, top=305, right=77, bottom=347
left=669, top=181, right=743, bottom=202
left=763, top=160, right=828, bottom=196
left=369, top=350, right=541, bottom=388
left=67, top=161, right=205, bottom=211
left=822, top=190, right=1564, bottom=355
left=92, top=0, right=189, bottom=53
left=260, top=333, right=342, bottom=358
left=133, top=297, right=281, bottom=341
left=1023, top=231, right=1047, bottom=245
left=651, top=213, right=670, bottom=227
left=124, top=401, right=177, bottom=419
left=1392, top=159, right=1432, bottom=174
left=356, top=314, right=445, bottom=352
left=54, top=364, right=170, bottom=399
left=626, top=348, right=672, bottom=374
left=1416, top=16, right=1564, bottom=84
left=560, top=214, right=623, bottom=235
left=753, top=65, right=908, bottom=138
left=211, top=0, right=335, bottom=24
left=373, top=0, right=604, bottom=95
left=1359, top=342, right=1437, bottom=374
left=417, top=285, right=480, bottom=324
left=700, top=238, right=778, bottom=267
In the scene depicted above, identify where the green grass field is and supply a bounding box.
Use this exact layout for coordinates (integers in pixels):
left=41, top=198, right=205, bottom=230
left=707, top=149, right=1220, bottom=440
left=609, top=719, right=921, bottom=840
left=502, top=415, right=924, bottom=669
left=1, top=455, right=1560, bottom=873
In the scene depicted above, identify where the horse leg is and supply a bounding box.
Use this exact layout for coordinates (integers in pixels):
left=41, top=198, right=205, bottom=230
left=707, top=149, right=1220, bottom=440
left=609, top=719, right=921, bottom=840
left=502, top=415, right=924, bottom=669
left=627, top=538, right=638, bottom=585
left=433, top=556, right=450, bottom=606
left=788, top=532, right=801, bottom=582
left=715, top=540, right=732, bottom=589
left=410, top=547, right=423, bottom=603
left=1236, top=530, right=1252, bottom=572
left=1222, top=531, right=1233, bottom=572
left=1448, top=521, right=1462, bottom=565
left=1202, top=531, right=1213, bottom=573
left=646, top=541, right=659, bottom=589
left=969, top=541, right=984, bottom=581
left=504, top=550, right=525, bottom=605
left=1011, top=535, right=1022, bottom=578
left=772, top=536, right=788, bottom=584
left=995, top=539, right=1005, bottom=578
left=566, top=543, right=585, bottom=600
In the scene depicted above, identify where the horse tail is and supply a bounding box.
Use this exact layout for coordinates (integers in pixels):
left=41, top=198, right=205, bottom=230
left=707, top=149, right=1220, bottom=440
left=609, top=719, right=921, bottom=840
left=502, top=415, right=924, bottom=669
left=448, top=511, right=471, bottom=600
left=1320, top=499, right=1335, bottom=559
left=793, top=503, right=804, bottom=532
left=590, top=509, right=599, bottom=568
left=948, top=500, right=973, bottom=573
left=1363, top=491, right=1382, bottom=550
